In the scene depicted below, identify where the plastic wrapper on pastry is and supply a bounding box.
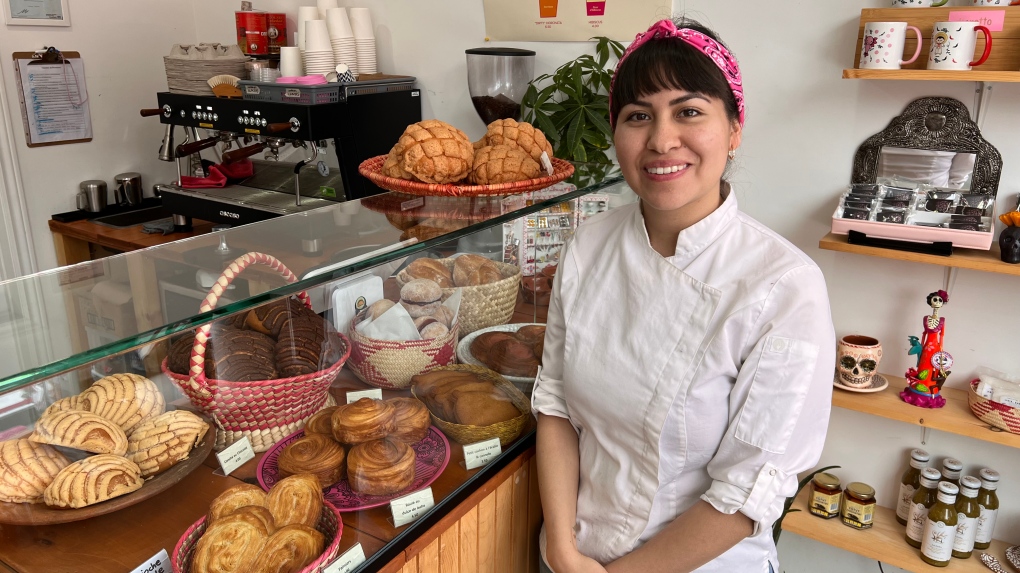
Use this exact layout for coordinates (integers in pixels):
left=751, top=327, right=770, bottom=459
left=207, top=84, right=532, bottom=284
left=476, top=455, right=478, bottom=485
left=841, top=206, right=870, bottom=220
left=848, top=183, right=881, bottom=196
left=924, top=190, right=959, bottom=213
left=875, top=207, right=907, bottom=224
left=958, top=193, right=994, bottom=216
left=881, top=186, right=915, bottom=202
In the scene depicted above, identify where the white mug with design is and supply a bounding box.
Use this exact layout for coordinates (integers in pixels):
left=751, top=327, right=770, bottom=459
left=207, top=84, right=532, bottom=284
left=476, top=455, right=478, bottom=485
left=927, top=21, right=993, bottom=71
left=859, top=22, right=923, bottom=70
left=891, top=0, right=947, bottom=6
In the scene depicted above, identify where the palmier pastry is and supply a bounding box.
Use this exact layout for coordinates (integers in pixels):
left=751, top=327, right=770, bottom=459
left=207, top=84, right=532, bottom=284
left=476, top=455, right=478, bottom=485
left=79, top=373, right=166, bottom=433
left=30, top=410, right=128, bottom=455
left=42, top=394, right=83, bottom=418
left=43, top=454, right=143, bottom=508
left=266, top=473, right=322, bottom=528
left=331, top=398, right=396, bottom=444
left=399, top=279, right=443, bottom=319
left=387, top=397, right=431, bottom=444
left=126, top=410, right=210, bottom=477
left=303, top=406, right=338, bottom=436
left=192, top=514, right=269, bottom=573
left=347, top=438, right=415, bottom=495
left=0, top=439, right=70, bottom=503
left=250, top=524, right=326, bottom=573
left=208, top=484, right=268, bottom=525
left=217, top=505, right=276, bottom=536
left=209, top=329, right=278, bottom=382
left=405, top=258, right=455, bottom=289
left=278, top=434, right=346, bottom=488
left=488, top=339, right=541, bottom=378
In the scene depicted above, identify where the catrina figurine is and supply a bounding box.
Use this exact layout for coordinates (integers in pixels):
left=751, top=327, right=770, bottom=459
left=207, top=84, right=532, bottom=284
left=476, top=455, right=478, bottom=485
left=901, top=290, right=952, bottom=408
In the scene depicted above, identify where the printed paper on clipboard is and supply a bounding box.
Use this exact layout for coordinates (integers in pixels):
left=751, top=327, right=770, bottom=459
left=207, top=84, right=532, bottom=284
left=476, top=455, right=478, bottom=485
left=13, top=55, right=92, bottom=146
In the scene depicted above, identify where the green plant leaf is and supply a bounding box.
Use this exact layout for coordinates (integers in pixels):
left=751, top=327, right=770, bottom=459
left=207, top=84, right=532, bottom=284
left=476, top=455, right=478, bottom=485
left=566, top=112, right=585, bottom=156
left=585, top=108, right=612, bottom=140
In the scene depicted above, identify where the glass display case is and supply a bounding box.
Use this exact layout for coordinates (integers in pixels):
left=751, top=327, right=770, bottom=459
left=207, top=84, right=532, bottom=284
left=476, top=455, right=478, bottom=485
left=0, top=173, right=629, bottom=573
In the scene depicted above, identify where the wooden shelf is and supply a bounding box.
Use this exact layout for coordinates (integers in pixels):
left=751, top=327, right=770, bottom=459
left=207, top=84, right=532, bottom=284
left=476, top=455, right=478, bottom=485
left=819, top=233, right=1020, bottom=277
left=833, top=374, right=1020, bottom=450
left=783, top=489, right=1010, bottom=573
left=842, top=69, right=1020, bottom=82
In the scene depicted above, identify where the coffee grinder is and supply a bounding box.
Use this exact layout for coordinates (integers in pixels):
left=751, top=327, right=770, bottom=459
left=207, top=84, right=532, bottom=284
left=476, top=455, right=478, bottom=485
left=465, top=48, right=535, bottom=126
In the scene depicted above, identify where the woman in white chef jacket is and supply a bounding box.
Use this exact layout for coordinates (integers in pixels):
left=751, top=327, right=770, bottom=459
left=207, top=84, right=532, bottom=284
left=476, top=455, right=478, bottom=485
left=533, top=18, right=836, bottom=573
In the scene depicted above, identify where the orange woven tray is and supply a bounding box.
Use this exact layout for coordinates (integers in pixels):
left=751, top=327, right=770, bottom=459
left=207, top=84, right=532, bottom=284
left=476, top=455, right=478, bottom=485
left=358, top=155, right=575, bottom=197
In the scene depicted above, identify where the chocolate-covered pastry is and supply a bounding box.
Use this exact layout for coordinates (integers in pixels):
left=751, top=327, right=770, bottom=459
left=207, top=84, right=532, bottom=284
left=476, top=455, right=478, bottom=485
left=470, top=332, right=516, bottom=360
left=209, top=329, right=278, bottom=382
left=275, top=317, right=326, bottom=377
left=488, top=339, right=540, bottom=378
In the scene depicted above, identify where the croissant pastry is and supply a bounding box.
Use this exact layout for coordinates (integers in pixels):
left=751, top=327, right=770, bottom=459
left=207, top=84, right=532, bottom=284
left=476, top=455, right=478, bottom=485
left=126, top=410, right=210, bottom=477
left=215, top=505, right=276, bottom=536
left=207, top=484, right=269, bottom=525
left=192, top=515, right=269, bottom=573
left=331, top=398, right=395, bottom=444
left=266, top=474, right=322, bottom=528
left=387, top=397, right=431, bottom=444
left=30, top=410, right=128, bottom=455
left=303, top=406, right=338, bottom=437
left=249, top=524, right=326, bottom=573
left=278, top=434, right=346, bottom=488
left=43, top=454, right=143, bottom=508
left=79, top=373, right=166, bottom=433
left=0, top=439, right=70, bottom=503
left=347, top=438, right=415, bottom=496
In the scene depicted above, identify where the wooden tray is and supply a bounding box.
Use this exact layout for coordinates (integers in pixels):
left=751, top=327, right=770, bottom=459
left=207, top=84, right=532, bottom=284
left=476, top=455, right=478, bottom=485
left=0, top=430, right=215, bottom=525
left=359, top=155, right=575, bottom=197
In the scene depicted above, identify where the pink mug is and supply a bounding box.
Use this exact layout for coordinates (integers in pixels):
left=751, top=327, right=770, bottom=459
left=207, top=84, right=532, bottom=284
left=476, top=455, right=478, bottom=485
left=860, top=22, right=923, bottom=70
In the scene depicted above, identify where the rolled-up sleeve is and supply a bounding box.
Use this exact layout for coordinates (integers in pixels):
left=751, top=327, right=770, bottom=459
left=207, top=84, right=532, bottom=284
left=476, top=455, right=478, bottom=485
left=700, top=265, right=835, bottom=535
left=531, top=240, right=580, bottom=420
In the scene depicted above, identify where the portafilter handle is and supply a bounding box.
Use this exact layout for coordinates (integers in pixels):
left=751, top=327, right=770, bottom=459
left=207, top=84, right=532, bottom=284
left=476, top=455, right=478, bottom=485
left=139, top=108, right=162, bottom=117
left=222, top=141, right=267, bottom=164
left=266, top=122, right=295, bottom=134
left=175, top=135, right=223, bottom=157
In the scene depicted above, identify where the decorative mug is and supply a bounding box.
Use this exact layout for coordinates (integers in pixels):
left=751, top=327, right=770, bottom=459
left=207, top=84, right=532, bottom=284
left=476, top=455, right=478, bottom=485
left=892, top=0, right=947, bottom=6
left=836, top=335, right=883, bottom=388
left=972, top=0, right=1019, bottom=5
left=927, top=22, right=992, bottom=71
left=860, top=22, right=923, bottom=69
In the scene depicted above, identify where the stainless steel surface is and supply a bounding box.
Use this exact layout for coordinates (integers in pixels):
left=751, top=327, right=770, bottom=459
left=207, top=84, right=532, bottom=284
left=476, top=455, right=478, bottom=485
left=160, top=184, right=336, bottom=215
left=78, top=180, right=108, bottom=213
left=158, top=124, right=176, bottom=162
left=114, top=172, right=143, bottom=206
left=91, top=206, right=171, bottom=229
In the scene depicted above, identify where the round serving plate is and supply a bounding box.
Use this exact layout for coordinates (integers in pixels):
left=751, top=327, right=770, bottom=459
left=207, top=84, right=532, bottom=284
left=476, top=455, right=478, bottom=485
left=358, top=155, right=574, bottom=197
left=0, top=425, right=215, bottom=525
left=457, top=323, right=543, bottom=395
left=257, top=427, right=450, bottom=512
left=832, top=373, right=889, bottom=394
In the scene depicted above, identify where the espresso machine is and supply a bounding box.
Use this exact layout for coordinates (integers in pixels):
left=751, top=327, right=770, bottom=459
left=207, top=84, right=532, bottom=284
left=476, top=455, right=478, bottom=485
left=146, top=76, right=421, bottom=229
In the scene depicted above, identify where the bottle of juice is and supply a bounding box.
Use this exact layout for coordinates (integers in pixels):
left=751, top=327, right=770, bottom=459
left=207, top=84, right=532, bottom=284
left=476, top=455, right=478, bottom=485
left=920, top=482, right=959, bottom=567
left=941, top=457, right=963, bottom=487
left=974, top=468, right=1000, bottom=550
left=952, top=476, right=981, bottom=559
left=906, top=468, right=941, bottom=548
left=897, top=449, right=930, bottom=525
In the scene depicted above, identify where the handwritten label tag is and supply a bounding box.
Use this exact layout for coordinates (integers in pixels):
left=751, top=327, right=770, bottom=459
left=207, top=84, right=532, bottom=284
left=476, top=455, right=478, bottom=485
left=464, top=437, right=502, bottom=470
left=346, top=389, right=383, bottom=403
left=390, top=487, right=435, bottom=527
left=323, top=543, right=366, bottom=573
left=216, top=436, right=255, bottom=476
left=949, top=10, right=1005, bottom=32
left=131, top=549, right=170, bottom=573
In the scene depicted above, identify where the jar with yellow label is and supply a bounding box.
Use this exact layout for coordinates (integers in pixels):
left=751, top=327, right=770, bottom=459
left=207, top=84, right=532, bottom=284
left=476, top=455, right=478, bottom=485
left=841, top=482, right=876, bottom=529
left=809, top=473, right=842, bottom=519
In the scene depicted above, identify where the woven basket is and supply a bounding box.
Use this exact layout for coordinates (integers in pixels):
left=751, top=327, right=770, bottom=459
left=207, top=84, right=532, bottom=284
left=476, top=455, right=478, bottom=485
left=161, top=252, right=350, bottom=453
left=358, top=155, right=575, bottom=197
left=346, top=315, right=459, bottom=389
left=968, top=379, right=1020, bottom=434
left=171, top=499, right=343, bottom=573
left=411, top=364, right=530, bottom=447
left=396, top=258, right=521, bottom=336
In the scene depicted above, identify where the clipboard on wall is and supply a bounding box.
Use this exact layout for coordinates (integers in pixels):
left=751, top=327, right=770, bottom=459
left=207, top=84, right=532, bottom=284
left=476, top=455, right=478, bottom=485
left=12, top=49, right=93, bottom=147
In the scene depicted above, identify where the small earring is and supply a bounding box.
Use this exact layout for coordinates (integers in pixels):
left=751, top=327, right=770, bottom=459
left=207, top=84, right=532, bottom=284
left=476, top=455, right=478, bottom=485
left=727, top=149, right=736, bottom=160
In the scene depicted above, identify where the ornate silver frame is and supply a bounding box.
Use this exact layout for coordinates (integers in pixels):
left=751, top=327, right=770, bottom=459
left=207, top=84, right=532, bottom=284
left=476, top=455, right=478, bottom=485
left=851, top=97, right=1002, bottom=195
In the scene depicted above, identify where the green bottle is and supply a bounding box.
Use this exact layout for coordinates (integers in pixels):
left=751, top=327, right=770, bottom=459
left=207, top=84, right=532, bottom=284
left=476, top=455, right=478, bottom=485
left=974, top=468, right=1000, bottom=550
left=897, top=449, right=930, bottom=526
left=905, top=468, right=941, bottom=549
left=952, top=476, right=981, bottom=559
left=941, top=457, right=963, bottom=487
left=920, top=482, right=958, bottom=567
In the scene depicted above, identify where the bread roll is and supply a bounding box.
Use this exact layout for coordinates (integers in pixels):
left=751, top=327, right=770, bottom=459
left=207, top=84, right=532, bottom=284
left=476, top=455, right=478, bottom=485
left=43, top=454, right=143, bottom=508
left=405, top=258, right=455, bottom=289
left=208, top=484, right=268, bottom=525
left=331, top=398, right=396, bottom=444
left=431, top=305, right=456, bottom=328
left=469, top=145, right=542, bottom=185
left=420, top=322, right=449, bottom=340
left=0, top=439, right=70, bottom=503
left=30, top=410, right=128, bottom=455
left=452, top=254, right=490, bottom=287
left=399, top=279, right=442, bottom=319
left=474, top=261, right=503, bottom=285
left=365, top=299, right=396, bottom=321
left=126, top=410, right=210, bottom=477
left=278, top=434, right=346, bottom=488
left=249, top=524, right=326, bottom=573
left=395, top=120, right=474, bottom=184
left=266, top=474, right=322, bottom=528
left=480, top=119, right=554, bottom=163
left=388, top=397, right=431, bottom=444
left=79, top=373, right=165, bottom=433
left=347, top=438, right=415, bottom=496
left=303, top=406, right=338, bottom=437
left=192, top=514, right=269, bottom=573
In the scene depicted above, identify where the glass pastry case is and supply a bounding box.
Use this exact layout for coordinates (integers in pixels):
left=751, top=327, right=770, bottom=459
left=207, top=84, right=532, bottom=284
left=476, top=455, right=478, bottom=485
left=0, top=172, right=628, bottom=573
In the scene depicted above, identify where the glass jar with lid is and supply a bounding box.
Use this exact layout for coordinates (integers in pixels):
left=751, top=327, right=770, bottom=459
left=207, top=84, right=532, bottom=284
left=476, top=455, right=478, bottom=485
left=952, top=476, right=981, bottom=559
left=897, top=448, right=930, bottom=525
left=974, top=468, right=1000, bottom=550
left=906, top=467, right=942, bottom=548
left=809, top=473, right=842, bottom=519
left=841, top=482, right=876, bottom=529
left=920, top=481, right=959, bottom=567
left=941, top=457, right=963, bottom=487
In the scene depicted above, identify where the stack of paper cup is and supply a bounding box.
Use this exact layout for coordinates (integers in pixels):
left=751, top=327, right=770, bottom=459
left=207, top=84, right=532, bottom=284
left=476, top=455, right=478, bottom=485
left=279, top=46, right=303, bottom=78
left=296, top=6, right=320, bottom=52
left=302, top=19, right=336, bottom=75
left=349, top=7, right=377, bottom=74
left=316, top=0, right=339, bottom=20
left=326, top=8, right=358, bottom=75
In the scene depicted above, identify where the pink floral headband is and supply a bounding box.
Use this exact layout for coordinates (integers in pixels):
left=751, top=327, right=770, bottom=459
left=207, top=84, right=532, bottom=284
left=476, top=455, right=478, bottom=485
left=609, top=19, right=745, bottom=129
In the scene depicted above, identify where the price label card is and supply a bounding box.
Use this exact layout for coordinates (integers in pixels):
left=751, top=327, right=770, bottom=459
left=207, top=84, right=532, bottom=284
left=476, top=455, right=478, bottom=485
left=216, top=436, right=255, bottom=476
left=323, top=543, right=366, bottom=573
left=464, top=437, right=502, bottom=470
left=401, top=197, right=425, bottom=211
left=131, top=549, right=170, bottom=573
left=346, top=389, right=383, bottom=404
left=390, top=487, right=435, bottom=527
left=948, top=10, right=1005, bottom=32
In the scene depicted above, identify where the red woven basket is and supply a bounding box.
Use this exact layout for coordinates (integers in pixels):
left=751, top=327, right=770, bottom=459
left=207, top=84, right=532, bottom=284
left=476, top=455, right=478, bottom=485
left=161, top=252, right=351, bottom=452
left=968, top=379, right=1020, bottom=434
left=346, top=316, right=459, bottom=389
left=358, top=154, right=575, bottom=197
left=172, top=499, right=343, bottom=573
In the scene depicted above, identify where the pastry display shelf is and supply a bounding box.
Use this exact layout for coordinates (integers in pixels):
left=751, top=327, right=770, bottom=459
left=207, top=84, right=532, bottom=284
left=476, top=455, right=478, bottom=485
left=819, top=233, right=1020, bottom=277
left=842, top=69, right=1020, bottom=82
left=834, top=374, right=1020, bottom=450
left=782, top=489, right=1009, bottom=573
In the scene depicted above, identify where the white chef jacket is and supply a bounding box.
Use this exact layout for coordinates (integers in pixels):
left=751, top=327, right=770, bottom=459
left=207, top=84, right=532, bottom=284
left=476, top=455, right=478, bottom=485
left=532, top=185, right=835, bottom=572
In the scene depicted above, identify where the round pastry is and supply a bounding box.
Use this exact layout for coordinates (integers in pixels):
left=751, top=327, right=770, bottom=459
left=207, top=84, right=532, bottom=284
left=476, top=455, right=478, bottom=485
left=382, top=142, right=414, bottom=180
left=399, top=279, right=443, bottom=319
left=387, top=397, right=431, bottom=444
left=218, top=505, right=276, bottom=536
left=469, top=145, right=542, bottom=185
left=266, top=473, right=323, bottom=528
left=278, top=434, right=346, bottom=488
left=452, top=254, right=489, bottom=287
left=43, top=454, right=143, bottom=508
left=515, top=325, right=546, bottom=346
left=394, top=120, right=474, bottom=184
left=244, top=297, right=299, bottom=338
left=303, top=406, right=338, bottom=436
left=250, top=525, right=326, bottom=573
left=541, top=264, right=558, bottom=279
left=79, top=373, right=166, bottom=433
left=209, top=329, right=279, bottom=382
left=470, top=332, right=516, bottom=362
left=42, top=395, right=83, bottom=418
left=126, top=410, right=210, bottom=477
left=331, top=398, right=396, bottom=444
left=347, top=438, right=416, bottom=495
left=431, top=305, right=456, bottom=328
left=192, top=512, right=269, bottom=573
left=208, top=483, right=268, bottom=525
left=405, top=258, right=455, bottom=289
left=420, top=322, right=449, bottom=339
left=489, top=339, right=541, bottom=378
left=275, top=316, right=327, bottom=378
left=479, top=118, right=554, bottom=163
left=365, top=299, right=396, bottom=321
left=30, top=410, right=128, bottom=455
left=0, top=439, right=70, bottom=503
left=413, top=316, right=438, bottom=331
left=167, top=332, right=218, bottom=378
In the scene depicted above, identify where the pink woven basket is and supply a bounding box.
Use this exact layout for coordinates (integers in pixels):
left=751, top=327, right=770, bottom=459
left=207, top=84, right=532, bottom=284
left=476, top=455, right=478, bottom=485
left=172, top=499, right=343, bottom=573
left=968, top=379, right=1020, bottom=434
left=162, top=252, right=351, bottom=452
left=346, top=315, right=459, bottom=389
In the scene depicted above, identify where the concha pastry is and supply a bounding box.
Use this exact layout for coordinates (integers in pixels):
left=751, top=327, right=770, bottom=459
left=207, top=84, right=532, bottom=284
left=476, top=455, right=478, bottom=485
left=266, top=473, right=323, bottom=529
left=387, top=397, right=431, bottom=444
left=245, top=296, right=306, bottom=338
left=42, top=454, right=143, bottom=508
left=303, top=406, right=338, bottom=437
left=382, top=143, right=414, bottom=180
left=395, top=120, right=474, bottom=184
left=479, top=119, right=554, bottom=164
left=30, top=410, right=128, bottom=455
left=126, top=410, right=210, bottom=477
left=79, top=373, right=165, bottom=433
left=250, top=524, right=326, bottom=573
left=347, top=438, right=415, bottom=496
left=0, top=439, right=70, bottom=503
left=207, top=483, right=269, bottom=525
left=331, top=398, right=395, bottom=444
left=208, top=329, right=278, bottom=382
left=469, top=145, right=541, bottom=185
left=42, top=395, right=83, bottom=418
left=191, top=515, right=269, bottom=573
left=277, top=434, right=346, bottom=488
left=275, top=317, right=327, bottom=378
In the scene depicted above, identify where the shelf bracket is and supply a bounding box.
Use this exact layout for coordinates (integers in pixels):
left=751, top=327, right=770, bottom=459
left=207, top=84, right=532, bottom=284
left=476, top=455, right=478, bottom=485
left=972, top=82, right=993, bottom=130
left=943, top=266, right=959, bottom=297
left=920, top=425, right=930, bottom=446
